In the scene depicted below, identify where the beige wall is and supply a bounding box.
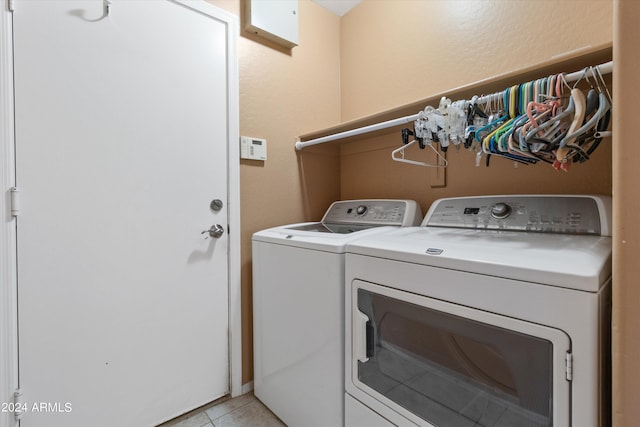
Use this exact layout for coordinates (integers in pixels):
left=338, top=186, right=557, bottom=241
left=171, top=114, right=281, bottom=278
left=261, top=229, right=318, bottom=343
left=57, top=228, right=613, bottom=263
left=613, top=1, right=640, bottom=426
left=340, top=0, right=613, bottom=122
left=207, top=0, right=342, bottom=384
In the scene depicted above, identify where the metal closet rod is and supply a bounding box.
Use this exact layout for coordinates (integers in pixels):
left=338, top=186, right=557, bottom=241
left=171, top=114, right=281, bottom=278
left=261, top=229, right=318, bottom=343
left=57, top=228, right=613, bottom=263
left=295, top=60, right=613, bottom=151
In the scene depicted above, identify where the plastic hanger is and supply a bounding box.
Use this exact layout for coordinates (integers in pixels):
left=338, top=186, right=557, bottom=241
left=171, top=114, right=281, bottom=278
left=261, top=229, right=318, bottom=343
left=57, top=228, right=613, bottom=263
left=571, top=68, right=610, bottom=137
left=391, top=139, right=448, bottom=168
left=524, top=74, right=571, bottom=141
left=561, top=92, right=609, bottom=146
left=561, top=67, right=613, bottom=164
left=524, top=95, right=574, bottom=142
left=554, top=87, right=587, bottom=164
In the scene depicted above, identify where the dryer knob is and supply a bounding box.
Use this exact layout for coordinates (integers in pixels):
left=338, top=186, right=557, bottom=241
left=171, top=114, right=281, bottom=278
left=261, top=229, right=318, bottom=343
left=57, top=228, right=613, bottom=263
left=356, top=205, right=368, bottom=215
left=491, top=202, right=512, bottom=219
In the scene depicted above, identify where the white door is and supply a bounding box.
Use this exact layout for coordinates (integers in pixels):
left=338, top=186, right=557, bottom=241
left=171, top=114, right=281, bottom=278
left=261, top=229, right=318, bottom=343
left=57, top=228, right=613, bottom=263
left=13, top=1, right=232, bottom=426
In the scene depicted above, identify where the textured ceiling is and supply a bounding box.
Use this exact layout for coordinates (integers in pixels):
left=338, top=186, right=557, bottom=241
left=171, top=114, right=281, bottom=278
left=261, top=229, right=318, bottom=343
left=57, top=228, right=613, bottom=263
left=311, top=0, right=362, bottom=16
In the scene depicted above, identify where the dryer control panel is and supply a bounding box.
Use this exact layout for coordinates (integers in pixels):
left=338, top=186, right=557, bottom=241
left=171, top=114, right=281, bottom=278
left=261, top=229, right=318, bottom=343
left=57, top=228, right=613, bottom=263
left=424, top=195, right=611, bottom=236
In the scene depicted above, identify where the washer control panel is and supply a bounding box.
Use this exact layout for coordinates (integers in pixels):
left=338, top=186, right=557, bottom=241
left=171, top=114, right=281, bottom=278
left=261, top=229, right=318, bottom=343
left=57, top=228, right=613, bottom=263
left=425, top=195, right=606, bottom=235
left=322, top=200, right=420, bottom=227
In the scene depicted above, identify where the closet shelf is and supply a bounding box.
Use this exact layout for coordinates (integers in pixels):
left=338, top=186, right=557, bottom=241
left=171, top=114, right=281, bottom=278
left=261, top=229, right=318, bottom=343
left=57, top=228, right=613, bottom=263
left=296, top=44, right=612, bottom=150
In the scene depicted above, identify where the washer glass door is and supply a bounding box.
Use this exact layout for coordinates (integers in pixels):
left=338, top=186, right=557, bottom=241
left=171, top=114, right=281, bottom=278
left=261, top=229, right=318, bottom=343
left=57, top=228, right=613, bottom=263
left=350, top=280, right=571, bottom=427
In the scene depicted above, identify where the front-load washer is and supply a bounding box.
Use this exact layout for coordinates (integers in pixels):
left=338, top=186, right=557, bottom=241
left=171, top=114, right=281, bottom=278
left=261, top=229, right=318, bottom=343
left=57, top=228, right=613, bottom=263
left=253, top=199, right=422, bottom=427
left=344, top=195, right=612, bottom=427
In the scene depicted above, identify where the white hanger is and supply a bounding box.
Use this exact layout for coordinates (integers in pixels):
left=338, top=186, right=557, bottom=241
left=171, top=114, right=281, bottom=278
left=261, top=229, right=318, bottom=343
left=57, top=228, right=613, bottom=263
left=391, top=139, right=448, bottom=168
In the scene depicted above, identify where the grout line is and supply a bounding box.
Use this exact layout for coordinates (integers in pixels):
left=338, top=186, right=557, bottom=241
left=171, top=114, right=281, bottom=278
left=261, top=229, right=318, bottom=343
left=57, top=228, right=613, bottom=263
left=210, top=395, right=256, bottom=422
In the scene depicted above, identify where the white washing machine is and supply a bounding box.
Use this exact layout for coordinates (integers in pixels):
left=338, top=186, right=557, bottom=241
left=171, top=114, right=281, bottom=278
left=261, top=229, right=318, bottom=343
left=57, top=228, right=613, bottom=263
left=344, top=195, right=612, bottom=427
left=252, top=199, right=422, bottom=427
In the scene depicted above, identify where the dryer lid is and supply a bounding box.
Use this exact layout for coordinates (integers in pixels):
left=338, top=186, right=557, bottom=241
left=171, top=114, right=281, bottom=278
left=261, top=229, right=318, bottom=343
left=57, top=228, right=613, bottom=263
left=346, top=226, right=612, bottom=292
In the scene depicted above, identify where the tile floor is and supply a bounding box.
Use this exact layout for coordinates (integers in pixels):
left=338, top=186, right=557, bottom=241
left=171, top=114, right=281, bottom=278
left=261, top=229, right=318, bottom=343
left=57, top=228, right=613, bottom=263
left=157, top=393, right=286, bottom=427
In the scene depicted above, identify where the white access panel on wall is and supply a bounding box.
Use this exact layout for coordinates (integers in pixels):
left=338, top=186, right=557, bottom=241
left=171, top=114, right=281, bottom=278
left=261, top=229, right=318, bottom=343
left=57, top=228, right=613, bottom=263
left=245, top=0, right=298, bottom=48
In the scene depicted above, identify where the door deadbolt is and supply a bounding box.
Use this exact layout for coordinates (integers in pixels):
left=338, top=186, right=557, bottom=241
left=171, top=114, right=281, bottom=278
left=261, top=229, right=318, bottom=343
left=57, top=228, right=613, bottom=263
left=202, top=224, right=225, bottom=239
left=210, top=199, right=224, bottom=211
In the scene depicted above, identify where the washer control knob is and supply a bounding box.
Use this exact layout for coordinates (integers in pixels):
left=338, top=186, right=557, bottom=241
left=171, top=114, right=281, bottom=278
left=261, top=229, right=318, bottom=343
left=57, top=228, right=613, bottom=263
left=491, top=202, right=512, bottom=219
left=356, top=205, right=368, bottom=215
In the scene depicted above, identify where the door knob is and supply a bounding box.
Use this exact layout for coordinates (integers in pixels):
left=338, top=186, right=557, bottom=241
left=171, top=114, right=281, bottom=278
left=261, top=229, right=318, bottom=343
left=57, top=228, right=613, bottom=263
left=202, top=224, right=225, bottom=239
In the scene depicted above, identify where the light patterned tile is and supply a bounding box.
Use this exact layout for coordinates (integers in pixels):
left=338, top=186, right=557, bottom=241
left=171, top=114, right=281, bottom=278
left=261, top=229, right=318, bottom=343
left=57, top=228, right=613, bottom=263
left=205, top=393, right=256, bottom=420
left=211, top=400, right=286, bottom=427
left=157, top=411, right=212, bottom=427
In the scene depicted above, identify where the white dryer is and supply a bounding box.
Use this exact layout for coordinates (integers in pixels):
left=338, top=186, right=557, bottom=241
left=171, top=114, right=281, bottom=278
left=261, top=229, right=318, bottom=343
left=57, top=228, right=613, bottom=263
left=252, top=199, right=422, bottom=427
left=344, top=195, right=612, bottom=427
